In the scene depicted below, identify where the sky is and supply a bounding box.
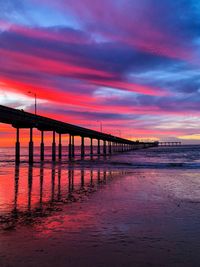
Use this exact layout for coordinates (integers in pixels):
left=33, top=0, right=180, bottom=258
left=1, top=0, right=200, bottom=145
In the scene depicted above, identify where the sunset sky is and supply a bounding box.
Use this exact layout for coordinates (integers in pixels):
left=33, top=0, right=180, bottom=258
left=1, top=0, right=200, bottom=145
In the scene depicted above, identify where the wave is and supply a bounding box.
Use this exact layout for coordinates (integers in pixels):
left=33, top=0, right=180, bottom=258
left=1, top=158, right=200, bottom=169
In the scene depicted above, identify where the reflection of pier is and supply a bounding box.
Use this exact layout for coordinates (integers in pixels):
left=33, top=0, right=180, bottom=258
left=6, top=164, right=127, bottom=230
left=0, top=105, right=158, bottom=164
left=159, top=142, right=181, bottom=146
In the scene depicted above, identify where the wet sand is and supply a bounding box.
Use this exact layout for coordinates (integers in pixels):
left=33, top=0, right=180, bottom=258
left=0, top=164, right=200, bottom=267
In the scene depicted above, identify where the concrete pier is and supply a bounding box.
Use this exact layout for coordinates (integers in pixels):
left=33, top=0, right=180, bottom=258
left=0, top=104, right=158, bottom=164
left=97, top=139, right=101, bottom=155
left=15, top=128, right=20, bottom=164
left=68, top=134, right=72, bottom=159
left=52, top=131, right=56, bottom=162
left=103, top=140, right=106, bottom=155
left=90, top=138, right=93, bottom=157
left=58, top=133, right=62, bottom=160
left=40, top=131, right=44, bottom=161
left=109, top=142, right=112, bottom=154
left=81, top=136, right=85, bottom=159
left=29, top=128, right=34, bottom=164
left=72, top=135, right=75, bottom=158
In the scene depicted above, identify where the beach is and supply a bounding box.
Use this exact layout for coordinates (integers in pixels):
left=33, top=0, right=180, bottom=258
left=0, top=146, right=200, bottom=267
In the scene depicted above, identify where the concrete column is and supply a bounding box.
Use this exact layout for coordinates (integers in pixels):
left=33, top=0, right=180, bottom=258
left=58, top=133, right=62, bottom=160
left=103, top=140, right=106, bottom=155
left=117, top=143, right=119, bottom=152
left=119, top=143, right=121, bottom=152
left=29, top=128, right=34, bottom=164
left=109, top=141, right=112, bottom=154
left=90, top=138, right=93, bottom=156
left=15, top=128, right=20, bottom=164
left=40, top=131, right=44, bottom=161
left=81, top=136, right=85, bottom=159
left=72, top=135, right=75, bottom=158
left=68, top=134, right=72, bottom=160
left=114, top=142, right=117, bottom=152
left=116, top=143, right=118, bottom=152
left=97, top=139, right=100, bottom=155
left=52, top=131, right=56, bottom=162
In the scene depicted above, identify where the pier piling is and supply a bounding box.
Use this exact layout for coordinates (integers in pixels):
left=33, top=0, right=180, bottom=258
left=58, top=133, right=62, bottom=160
left=81, top=136, right=85, bottom=159
left=90, top=138, right=93, bottom=157
left=72, top=135, right=75, bottom=158
left=52, top=131, right=56, bottom=162
left=15, top=128, right=20, bottom=164
left=103, top=140, right=106, bottom=155
left=29, top=128, right=33, bottom=164
left=109, top=141, right=112, bottom=154
left=40, top=131, right=44, bottom=161
left=97, top=139, right=100, bottom=155
left=69, top=134, right=72, bottom=159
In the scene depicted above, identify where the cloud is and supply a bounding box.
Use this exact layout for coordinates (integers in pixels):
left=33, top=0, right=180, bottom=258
left=1, top=0, right=200, bottom=142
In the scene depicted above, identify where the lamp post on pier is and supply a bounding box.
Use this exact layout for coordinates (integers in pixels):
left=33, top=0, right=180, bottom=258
left=96, top=120, right=103, bottom=132
left=28, top=91, right=37, bottom=115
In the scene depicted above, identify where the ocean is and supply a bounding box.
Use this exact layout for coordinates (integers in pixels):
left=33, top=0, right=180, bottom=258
left=0, top=145, right=200, bottom=267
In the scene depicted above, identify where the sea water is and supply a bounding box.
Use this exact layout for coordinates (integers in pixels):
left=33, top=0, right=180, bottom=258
left=0, top=145, right=200, bottom=267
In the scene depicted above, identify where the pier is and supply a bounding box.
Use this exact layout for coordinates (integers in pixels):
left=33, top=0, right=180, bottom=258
left=0, top=105, right=158, bottom=164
